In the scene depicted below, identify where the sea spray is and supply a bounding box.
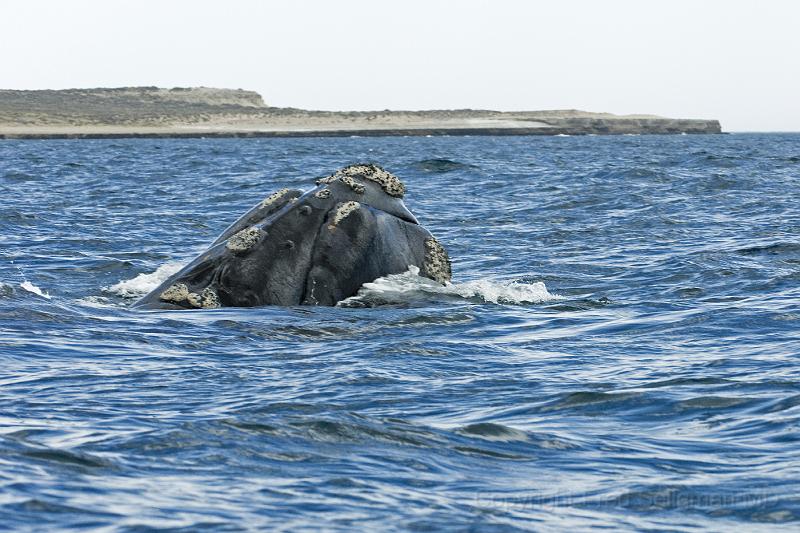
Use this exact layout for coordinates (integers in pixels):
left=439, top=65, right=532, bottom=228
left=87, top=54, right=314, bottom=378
left=106, top=261, right=185, bottom=298
left=339, top=266, right=561, bottom=307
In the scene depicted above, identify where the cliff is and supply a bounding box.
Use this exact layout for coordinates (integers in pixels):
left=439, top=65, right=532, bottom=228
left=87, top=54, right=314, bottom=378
left=0, top=87, right=722, bottom=138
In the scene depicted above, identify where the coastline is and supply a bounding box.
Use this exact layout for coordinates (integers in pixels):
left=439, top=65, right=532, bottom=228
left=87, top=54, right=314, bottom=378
left=0, top=117, right=723, bottom=140
left=0, top=127, right=721, bottom=140
left=0, top=87, right=723, bottom=139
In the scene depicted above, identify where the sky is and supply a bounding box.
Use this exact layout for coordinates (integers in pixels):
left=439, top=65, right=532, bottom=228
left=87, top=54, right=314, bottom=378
left=1, top=0, right=798, bottom=131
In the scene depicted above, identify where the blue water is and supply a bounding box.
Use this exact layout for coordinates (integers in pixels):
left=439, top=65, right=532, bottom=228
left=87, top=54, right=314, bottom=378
left=1, top=134, right=799, bottom=531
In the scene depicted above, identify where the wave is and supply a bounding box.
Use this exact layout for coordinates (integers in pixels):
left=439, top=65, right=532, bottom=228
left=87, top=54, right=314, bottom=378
left=105, top=261, right=184, bottom=298
left=75, top=295, right=128, bottom=310
left=339, top=266, right=561, bottom=307
left=19, top=281, right=51, bottom=299
left=0, top=282, right=14, bottom=298
left=410, top=159, right=476, bottom=173
left=735, top=242, right=800, bottom=257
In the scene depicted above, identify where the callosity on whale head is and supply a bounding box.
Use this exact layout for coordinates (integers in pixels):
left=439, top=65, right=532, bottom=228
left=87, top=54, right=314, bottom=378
left=133, top=164, right=452, bottom=309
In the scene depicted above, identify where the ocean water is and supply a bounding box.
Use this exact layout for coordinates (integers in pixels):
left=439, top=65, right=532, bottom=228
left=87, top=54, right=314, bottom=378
left=1, top=133, right=799, bottom=531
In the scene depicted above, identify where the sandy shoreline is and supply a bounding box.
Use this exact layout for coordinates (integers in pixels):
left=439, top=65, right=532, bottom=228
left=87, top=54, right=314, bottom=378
left=0, top=118, right=722, bottom=139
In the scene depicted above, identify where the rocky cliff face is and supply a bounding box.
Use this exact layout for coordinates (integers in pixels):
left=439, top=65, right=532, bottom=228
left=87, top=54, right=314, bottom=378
left=539, top=117, right=722, bottom=134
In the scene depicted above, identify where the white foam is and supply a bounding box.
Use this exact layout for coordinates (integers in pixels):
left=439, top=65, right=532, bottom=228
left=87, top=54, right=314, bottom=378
left=76, top=296, right=122, bottom=309
left=439, top=277, right=561, bottom=304
left=339, top=266, right=562, bottom=307
left=106, top=261, right=184, bottom=298
left=20, top=280, right=51, bottom=299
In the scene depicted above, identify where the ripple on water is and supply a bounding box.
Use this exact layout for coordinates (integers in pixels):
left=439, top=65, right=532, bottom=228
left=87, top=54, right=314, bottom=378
left=409, top=158, right=479, bottom=173
left=1, top=134, right=799, bottom=530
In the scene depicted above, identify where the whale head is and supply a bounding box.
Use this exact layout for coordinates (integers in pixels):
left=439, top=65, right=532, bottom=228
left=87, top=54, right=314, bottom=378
left=134, top=164, right=450, bottom=309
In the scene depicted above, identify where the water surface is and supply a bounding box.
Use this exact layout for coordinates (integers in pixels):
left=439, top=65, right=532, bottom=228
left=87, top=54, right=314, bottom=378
left=1, top=134, right=799, bottom=531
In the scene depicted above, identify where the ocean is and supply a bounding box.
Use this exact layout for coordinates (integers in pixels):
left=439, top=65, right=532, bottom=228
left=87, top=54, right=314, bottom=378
left=1, top=133, right=799, bottom=531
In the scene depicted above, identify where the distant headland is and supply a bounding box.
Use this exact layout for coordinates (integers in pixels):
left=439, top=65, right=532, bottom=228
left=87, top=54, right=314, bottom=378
left=0, top=87, right=722, bottom=139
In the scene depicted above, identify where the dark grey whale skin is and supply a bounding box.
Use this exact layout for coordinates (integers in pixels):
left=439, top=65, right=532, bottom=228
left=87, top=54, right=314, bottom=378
left=133, top=165, right=450, bottom=309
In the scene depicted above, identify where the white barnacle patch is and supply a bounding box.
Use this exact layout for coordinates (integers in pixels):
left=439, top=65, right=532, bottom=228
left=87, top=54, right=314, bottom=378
left=200, top=287, right=221, bottom=308
left=424, top=237, right=452, bottom=284
left=315, top=176, right=337, bottom=186
left=315, top=188, right=331, bottom=199
left=335, top=164, right=405, bottom=198
left=259, top=188, right=290, bottom=209
left=226, top=227, right=263, bottom=253
left=160, top=282, right=189, bottom=303
left=339, top=176, right=366, bottom=194
left=329, top=201, right=360, bottom=229
left=186, top=292, right=203, bottom=308
left=186, top=287, right=221, bottom=309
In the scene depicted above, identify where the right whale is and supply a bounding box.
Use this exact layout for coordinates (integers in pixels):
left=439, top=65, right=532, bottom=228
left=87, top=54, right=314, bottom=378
left=134, top=164, right=451, bottom=309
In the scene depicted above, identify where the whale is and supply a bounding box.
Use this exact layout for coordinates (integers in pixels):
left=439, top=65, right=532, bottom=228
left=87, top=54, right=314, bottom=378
left=133, top=164, right=451, bottom=309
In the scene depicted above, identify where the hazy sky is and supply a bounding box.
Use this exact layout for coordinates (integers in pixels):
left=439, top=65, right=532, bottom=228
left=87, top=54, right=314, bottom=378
left=2, top=0, right=798, bottom=131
